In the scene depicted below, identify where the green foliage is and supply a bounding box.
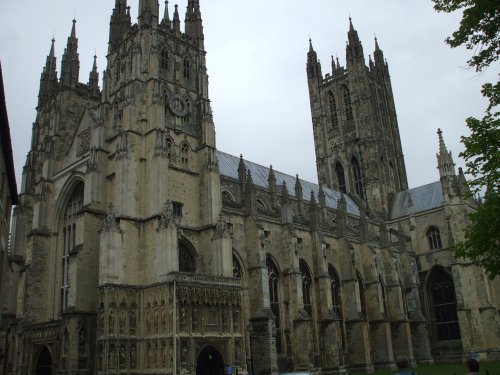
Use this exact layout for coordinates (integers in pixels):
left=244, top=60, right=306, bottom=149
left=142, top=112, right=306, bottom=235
left=455, top=191, right=500, bottom=278
left=432, top=0, right=500, bottom=72
left=460, top=81, right=500, bottom=195
left=431, top=0, right=500, bottom=277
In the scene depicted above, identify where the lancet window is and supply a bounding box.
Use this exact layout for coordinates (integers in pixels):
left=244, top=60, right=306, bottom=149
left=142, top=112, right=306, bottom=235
left=266, top=256, right=282, bottom=354
left=329, top=265, right=342, bottom=319
left=429, top=268, right=461, bottom=341
left=335, top=162, right=346, bottom=193
left=351, top=157, right=364, bottom=199
left=427, top=226, right=442, bottom=250
left=61, top=182, right=84, bottom=313
left=328, top=91, right=339, bottom=129
left=300, top=260, right=313, bottom=316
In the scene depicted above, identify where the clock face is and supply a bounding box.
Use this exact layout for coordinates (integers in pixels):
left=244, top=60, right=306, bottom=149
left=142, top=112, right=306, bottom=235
left=168, top=94, right=189, bottom=117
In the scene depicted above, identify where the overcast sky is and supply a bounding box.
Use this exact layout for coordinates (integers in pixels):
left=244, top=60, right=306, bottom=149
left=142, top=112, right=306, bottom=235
left=1, top=1, right=497, bottom=191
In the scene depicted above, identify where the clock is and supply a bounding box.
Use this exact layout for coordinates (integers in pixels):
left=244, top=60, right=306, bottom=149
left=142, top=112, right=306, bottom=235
left=168, top=94, right=189, bottom=117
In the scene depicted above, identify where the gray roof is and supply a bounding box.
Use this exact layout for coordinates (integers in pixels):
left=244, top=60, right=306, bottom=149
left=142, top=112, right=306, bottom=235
left=217, top=151, right=360, bottom=216
left=390, top=181, right=443, bottom=219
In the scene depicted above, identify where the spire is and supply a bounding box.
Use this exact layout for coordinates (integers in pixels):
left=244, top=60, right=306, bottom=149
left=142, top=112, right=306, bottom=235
left=346, top=17, right=364, bottom=63
left=161, top=0, right=171, bottom=28
left=138, top=0, right=159, bottom=27
left=294, top=174, right=303, bottom=199
left=109, top=0, right=131, bottom=50
left=307, top=38, right=322, bottom=79
left=38, top=38, right=59, bottom=108
left=185, top=0, right=204, bottom=41
left=173, top=4, right=181, bottom=33
left=88, top=55, right=100, bottom=97
left=237, top=155, right=246, bottom=183
left=436, top=128, right=456, bottom=177
left=373, top=36, right=386, bottom=69
left=267, top=165, right=276, bottom=191
left=60, top=19, right=80, bottom=88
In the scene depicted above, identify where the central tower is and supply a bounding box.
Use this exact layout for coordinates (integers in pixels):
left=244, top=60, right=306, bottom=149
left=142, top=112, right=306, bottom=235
left=307, top=20, right=408, bottom=215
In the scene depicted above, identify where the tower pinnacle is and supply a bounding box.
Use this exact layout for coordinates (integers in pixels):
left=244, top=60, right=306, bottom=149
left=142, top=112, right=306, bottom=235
left=436, top=128, right=456, bottom=177
left=60, top=19, right=80, bottom=88
left=38, top=38, right=59, bottom=108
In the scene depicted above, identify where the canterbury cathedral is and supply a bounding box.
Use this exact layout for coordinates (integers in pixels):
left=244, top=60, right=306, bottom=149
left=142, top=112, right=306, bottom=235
left=1, top=1, right=500, bottom=374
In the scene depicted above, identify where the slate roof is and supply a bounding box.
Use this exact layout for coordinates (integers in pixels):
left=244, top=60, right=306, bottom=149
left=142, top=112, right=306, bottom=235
left=217, top=151, right=360, bottom=216
left=390, top=181, right=443, bottom=219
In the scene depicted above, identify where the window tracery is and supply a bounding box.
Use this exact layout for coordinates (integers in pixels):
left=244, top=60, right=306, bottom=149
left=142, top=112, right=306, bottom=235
left=427, top=226, right=442, bottom=250
left=61, top=182, right=83, bottom=313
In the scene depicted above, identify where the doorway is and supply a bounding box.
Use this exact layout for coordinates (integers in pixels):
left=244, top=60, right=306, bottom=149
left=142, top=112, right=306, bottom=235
left=36, top=347, right=52, bottom=375
left=196, top=345, right=224, bottom=375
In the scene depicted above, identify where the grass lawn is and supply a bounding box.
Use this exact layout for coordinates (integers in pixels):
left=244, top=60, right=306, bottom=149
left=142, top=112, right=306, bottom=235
left=351, top=361, right=500, bottom=375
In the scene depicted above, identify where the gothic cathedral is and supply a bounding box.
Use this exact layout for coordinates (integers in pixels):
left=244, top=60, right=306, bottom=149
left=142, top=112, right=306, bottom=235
left=2, top=1, right=500, bottom=374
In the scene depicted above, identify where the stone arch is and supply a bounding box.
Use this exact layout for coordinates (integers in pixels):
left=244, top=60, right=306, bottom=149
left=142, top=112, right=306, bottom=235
left=256, top=197, right=267, bottom=210
left=232, top=250, right=245, bottom=280
left=53, top=174, right=85, bottom=230
left=221, top=189, right=236, bottom=203
left=425, top=265, right=461, bottom=341
left=196, top=345, right=225, bottom=375
left=35, top=345, right=53, bottom=375
left=56, top=177, right=85, bottom=313
left=179, top=237, right=197, bottom=273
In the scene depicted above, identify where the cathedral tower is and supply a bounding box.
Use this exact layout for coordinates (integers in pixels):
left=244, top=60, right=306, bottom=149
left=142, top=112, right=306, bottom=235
left=307, top=20, right=408, bottom=215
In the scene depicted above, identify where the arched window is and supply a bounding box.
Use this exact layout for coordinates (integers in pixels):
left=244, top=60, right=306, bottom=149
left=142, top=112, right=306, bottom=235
left=256, top=198, right=267, bottom=210
left=356, top=271, right=367, bottom=318
left=335, top=162, right=346, bottom=193
left=328, top=91, right=339, bottom=128
left=181, top=143, right=189, bottom=168
left=165, top=137, right=173, bottom=159
left=183, top=58, right=191, bottom=79
left=343, top=86, right=354, bottom=125
left=427, top=227, right=442, bottom=250
left=328, top=265, right=342, bottom=319
left=379, top=275, right=388, bottom=316
left=160, top=48, right=169, bottom=70
left=428, top=268, right=461, bottom=341
left=179, top=241, right=196, bottom=273
left=233, top=254, right=243, bottom=279
left=351, top=157, right=364, bottom=198
left=300, top=260, right=313, bottom=316
left=266, top=256, right=282, bottom=354
left=78, top=326, right=88, bottom=369
left=61, top=182, right=84, bottom=313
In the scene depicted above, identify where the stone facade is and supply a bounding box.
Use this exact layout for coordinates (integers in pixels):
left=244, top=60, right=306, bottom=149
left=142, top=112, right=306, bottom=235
left=0, top=62, right=19, bottom=373
left=2, top=1, right=500, bottom=374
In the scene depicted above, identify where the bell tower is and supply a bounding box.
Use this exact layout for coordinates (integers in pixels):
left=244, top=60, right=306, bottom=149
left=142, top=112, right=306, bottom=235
left=100, top=0, right=221, bottom=286
left=307, top=20, right=408, bottom=215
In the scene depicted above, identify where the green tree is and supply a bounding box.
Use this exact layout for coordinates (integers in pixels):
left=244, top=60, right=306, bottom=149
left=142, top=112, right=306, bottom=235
left=432, top=0, right=500, bottom=277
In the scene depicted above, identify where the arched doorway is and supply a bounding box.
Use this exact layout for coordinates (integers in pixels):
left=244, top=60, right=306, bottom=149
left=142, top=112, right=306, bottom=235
left=36, top=347, right=52, bottom=375
left=196, top=346, right=224, bottom=375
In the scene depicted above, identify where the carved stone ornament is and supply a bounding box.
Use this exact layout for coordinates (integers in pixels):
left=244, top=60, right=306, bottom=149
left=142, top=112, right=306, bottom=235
left=115, top=131, right=128, bottom=160
left=212, top=213, right=233, bottom=240
left=77, top=128, right=91, bottom=157
left=157, top=200, right=176, bottom=230
left=167, top=94, right=189, bottom=118
left=86, top=147, right=98, bottom=173
left=102, top=203, right=121, bottom=232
